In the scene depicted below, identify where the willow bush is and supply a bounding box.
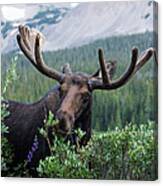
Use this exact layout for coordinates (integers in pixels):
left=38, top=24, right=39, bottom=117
left=37, top=122, right=157, bottom=180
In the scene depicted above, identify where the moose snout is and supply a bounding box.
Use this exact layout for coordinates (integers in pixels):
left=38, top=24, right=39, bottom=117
left=56, top=110, right=75, bottom=134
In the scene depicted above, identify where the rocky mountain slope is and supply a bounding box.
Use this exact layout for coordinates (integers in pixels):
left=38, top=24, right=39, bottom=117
left=1, top=1, right=157, bottom=53
left=44, top=1, right=156, bottom=51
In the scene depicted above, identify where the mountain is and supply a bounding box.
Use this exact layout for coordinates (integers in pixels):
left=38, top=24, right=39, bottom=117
left=1, top=4, right=71, bottom=53
left=1, top=1, right=157, bottom=53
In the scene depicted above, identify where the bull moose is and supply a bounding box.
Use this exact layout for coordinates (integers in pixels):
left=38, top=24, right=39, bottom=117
left=2, top=25, right=157, bottom=170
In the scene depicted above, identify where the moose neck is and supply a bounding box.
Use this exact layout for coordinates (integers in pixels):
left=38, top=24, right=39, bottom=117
left=42, top=85, right=61, bottom=116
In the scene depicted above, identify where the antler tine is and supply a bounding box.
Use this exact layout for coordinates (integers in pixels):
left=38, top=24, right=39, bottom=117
left=90, top=47, right=138, bottom=90
left=98, top=48, right=111, bottom=84
left=35, top=34, right=64, bottom=81
left=17, top=25, right=64, bottom=82
left=17, top=34, right=36, bottom=67
left=107, top=47, right=138, bottom=88
left=17, top=25, right=38, bottom=67
left=18, top=25, right=31, bottom=51
left=133, top=48, right=154, bottom=75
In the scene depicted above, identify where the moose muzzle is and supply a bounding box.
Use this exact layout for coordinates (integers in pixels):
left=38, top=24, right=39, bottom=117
left=56, top=110, right=75, bottom=134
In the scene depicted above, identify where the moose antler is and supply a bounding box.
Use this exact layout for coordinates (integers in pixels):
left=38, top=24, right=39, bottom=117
left=90, top=47, right=157, bottom=90
left=17, top=25, right=64, bottom=82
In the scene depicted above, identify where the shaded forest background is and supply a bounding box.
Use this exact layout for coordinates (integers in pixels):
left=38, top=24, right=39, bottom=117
left=1, top=32, right=158, bottom=131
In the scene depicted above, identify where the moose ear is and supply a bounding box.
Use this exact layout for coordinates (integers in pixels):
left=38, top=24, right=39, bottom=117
left=107, top=60, right=117, bottom=79
left=61, top=63, right=72, bottom=74
left=90, top=60, right=117, bottom=80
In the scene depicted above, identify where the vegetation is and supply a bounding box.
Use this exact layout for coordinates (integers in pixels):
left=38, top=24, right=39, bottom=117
left=1, top=104, right=157, bottom=179
left=1, top=104, right=13, bottom=174
left=1, top=60, right=31, bottom=177
left=37, top=120, right=157, bottom=180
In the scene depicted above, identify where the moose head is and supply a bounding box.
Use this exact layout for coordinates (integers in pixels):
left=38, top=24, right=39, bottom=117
left=16, top=25, right=155, bottom=136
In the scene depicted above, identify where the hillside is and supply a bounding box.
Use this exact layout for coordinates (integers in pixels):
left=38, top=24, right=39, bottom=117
left=1, top=1, right=157, bottom=53
left=44, top=1, right=156, bottom=51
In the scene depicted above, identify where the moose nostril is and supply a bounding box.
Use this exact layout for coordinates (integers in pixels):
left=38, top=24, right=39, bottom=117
left=69, top=115, right=75, bottom=123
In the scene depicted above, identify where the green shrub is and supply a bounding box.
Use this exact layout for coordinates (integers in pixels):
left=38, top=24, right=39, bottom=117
left=1, top=57, right=30, bottom=177
left=82, top=122, right=157, bottom=180
left=1, top=113, right=14, bottom=174
left=37, top=136, right=92, bottom=179
left=37, top=121, right=157, bottom=180
left=1, top=59, right=17, bottom=176
left=37, top=112, right=92, bottom=178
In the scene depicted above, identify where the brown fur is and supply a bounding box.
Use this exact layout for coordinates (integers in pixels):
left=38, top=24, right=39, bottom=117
left=3, top=74, right=92, bottom=169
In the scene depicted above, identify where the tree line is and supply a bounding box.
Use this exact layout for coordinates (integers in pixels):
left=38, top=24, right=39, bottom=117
left=1, top=31, right=158, bottom=131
